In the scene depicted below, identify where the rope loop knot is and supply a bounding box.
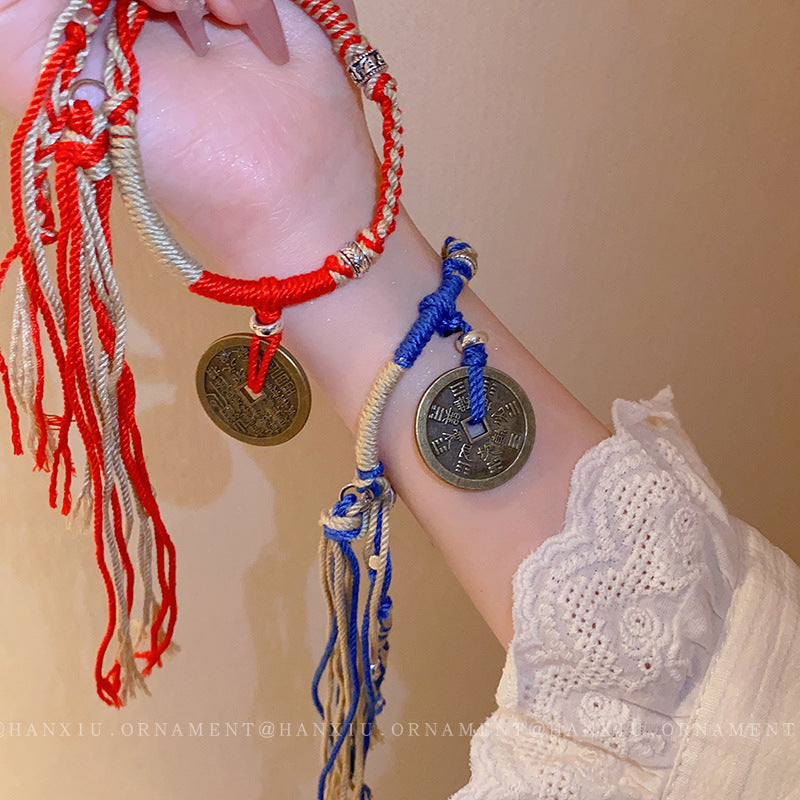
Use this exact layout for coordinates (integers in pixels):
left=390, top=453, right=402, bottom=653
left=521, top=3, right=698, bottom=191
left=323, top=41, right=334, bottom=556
left=417, top=293, right=464, bottom=338
left=321, top=492, right=363, bottom=544
left=54, top=100, right=111, bottom=175
left=320, top=463, right=394, bottom=545
left=393, top=237, right=477, bottom=368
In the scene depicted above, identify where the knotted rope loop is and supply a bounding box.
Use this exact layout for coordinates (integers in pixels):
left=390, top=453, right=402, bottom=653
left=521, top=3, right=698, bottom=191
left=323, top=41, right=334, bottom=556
left=0, top=0, right=180, bottom=707
left=321, top=493, right=364, bottom=543
left=53, top=99, right=111, bottom=176
left=314, top=239, right=483, bottom=800
left=2, top=0, right=404, bottom=721
left=320, top=473, right=390, bottom=548
left=416, top=292, right=464, bottom=338
left=394, top=259, right=472, bottom=367
left=107, top=0, right=404, bottom=305
left=330, top=470, right=394, bottom=521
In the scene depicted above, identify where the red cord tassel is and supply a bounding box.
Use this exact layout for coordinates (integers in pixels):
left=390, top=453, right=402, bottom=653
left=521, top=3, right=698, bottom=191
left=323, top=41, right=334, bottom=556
left=0, top=0, right=177, bottom=707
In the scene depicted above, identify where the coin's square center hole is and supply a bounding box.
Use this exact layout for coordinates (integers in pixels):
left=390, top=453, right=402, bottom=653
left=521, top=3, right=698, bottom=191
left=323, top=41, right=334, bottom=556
left=463, top=418, right=488, bottom=441
left=242, top=383, right=262, bottom=401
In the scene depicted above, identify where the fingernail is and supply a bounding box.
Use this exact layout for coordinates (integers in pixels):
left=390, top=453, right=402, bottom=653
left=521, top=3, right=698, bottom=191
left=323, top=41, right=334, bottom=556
left=231, top=0, right=290, bottom=65
left=174, top=0, right=210, bottom=56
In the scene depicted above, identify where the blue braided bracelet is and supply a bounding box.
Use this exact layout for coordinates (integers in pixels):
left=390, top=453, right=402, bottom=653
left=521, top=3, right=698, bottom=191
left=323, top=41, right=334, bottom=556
left=313, top=237, right=485, bottom=800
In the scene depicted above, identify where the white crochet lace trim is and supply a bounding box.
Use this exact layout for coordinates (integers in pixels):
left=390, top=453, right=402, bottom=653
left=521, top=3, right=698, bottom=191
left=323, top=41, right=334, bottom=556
left=450, top=386, right=742, bottom=800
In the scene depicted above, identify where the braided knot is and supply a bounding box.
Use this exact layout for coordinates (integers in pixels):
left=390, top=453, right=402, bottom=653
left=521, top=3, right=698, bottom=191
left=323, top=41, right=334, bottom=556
left=54, top=100, right=110, bottom=173
left=321, top=493, right=363, bottom=544
left=321, top=486, right=395, bottom=544
left=63, top=19, right=89, bottom=48
left=320, top=465, right=395, bottom=543
left=354, top=464, right=395, bottom=508
left=416, top=294, right=464, bottom=338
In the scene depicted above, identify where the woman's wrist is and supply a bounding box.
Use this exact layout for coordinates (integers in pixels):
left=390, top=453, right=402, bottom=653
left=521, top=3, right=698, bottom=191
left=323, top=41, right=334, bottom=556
left=221, top=204, right=612, bottom=646
left=275, top=205, right=445, bottom=430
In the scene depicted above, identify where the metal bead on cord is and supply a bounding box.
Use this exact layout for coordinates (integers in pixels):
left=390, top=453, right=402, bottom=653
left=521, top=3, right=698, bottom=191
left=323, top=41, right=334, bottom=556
left=314, top=237, right=487, bottom=800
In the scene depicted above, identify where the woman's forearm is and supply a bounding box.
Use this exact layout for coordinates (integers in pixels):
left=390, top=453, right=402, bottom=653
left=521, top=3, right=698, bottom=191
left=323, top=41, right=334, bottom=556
left=230, top=205, right=612, bottom=647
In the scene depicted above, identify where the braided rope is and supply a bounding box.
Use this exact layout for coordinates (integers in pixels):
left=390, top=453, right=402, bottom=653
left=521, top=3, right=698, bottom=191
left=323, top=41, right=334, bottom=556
left=314, top=238, right=485, bottom=800
left=0, top=0, right=178, bottom=707
left=105, top=4, right=204, bottom=285
left=105, top=0, right=403, bottom=391
left=107, top=0, right=404, bottom=305
left=0, top=0, right=402, bottom=709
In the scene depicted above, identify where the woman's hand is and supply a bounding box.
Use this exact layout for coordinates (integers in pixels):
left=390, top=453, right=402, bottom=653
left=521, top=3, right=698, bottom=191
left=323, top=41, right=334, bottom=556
left=0, top=0, right=375, bottom=281
left=0, top=0, right=612, bottom=648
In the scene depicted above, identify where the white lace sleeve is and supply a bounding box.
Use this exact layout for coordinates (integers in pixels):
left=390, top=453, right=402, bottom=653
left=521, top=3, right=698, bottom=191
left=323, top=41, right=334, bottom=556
left=449, top=385, right=744, bottom=800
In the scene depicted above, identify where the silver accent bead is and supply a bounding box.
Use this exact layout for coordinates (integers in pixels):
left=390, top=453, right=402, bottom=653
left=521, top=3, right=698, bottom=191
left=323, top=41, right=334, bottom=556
left=338, top=241, right=374, bottom=278
left=456, top=330, right=489, bottom=353
left=347, top=49, right=388, bottom=89
left=249, top=313, right=284, bottom=338
left=448, top=247, right=478, bottom=279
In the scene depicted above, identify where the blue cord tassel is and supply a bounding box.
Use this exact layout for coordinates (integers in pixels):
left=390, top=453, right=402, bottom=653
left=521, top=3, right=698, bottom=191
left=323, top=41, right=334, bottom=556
left=314, top=238, right=486, bottom=800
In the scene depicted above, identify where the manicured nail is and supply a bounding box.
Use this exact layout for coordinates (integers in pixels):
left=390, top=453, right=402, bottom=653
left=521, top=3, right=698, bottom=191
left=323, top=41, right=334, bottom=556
left=174, top=0, right=210, bottom=56
left=231, top=0, right=290, bottom=65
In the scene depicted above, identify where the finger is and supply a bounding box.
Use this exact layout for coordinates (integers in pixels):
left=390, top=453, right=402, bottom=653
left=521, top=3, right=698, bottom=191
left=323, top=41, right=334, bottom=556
left=144, top=0, right=289, bottom=64
left=228, top=0, right=289, bottom=65
left=208, top=0, right=357, bottom=62
left=174, top=0, right=210, bottom=55
left=206, top=0, right=289, bottom=65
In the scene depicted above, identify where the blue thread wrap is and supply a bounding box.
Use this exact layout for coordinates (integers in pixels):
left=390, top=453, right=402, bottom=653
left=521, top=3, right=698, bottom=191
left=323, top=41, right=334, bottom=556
left=394, top=238, right=486, bottom=422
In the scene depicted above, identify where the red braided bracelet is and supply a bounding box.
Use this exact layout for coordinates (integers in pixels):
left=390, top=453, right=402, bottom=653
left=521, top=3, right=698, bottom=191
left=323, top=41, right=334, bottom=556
left=0, top=0, right=403, bottom=706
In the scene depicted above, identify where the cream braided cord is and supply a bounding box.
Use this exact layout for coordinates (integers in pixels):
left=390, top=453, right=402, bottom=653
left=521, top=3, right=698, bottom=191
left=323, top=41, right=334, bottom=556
left=104, top=0, right=204, bottom=285
left=104, top=0, right=403, bottom=288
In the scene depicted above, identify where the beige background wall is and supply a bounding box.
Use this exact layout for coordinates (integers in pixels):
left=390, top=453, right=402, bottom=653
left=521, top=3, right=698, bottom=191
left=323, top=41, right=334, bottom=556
left=0, top=1, right=798, bottom=798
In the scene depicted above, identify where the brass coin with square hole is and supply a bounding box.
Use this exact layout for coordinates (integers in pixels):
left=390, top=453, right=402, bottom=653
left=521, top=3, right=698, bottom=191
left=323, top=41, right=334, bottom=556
left=415, top=366, right=534, bottom=490
left=196, top=334, right=311, bottom=446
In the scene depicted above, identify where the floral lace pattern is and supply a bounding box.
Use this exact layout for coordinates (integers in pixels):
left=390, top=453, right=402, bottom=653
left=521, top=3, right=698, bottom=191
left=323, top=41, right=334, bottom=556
left=450, top=386, right=742, bottom=799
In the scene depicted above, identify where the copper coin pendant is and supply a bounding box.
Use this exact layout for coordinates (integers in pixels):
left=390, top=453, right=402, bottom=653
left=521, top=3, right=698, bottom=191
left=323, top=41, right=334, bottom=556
left=415, top=366, right=535, bottom=490
left=196, top=334, right=311, bottom=446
